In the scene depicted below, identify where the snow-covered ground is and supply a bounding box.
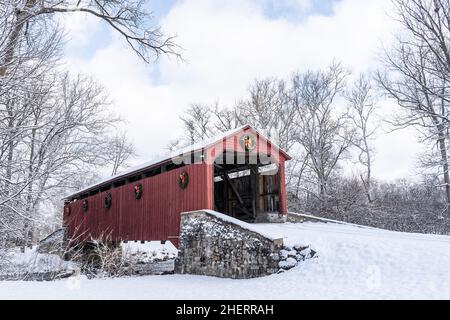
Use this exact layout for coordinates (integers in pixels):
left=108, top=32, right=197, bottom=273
left=1, top=221, right=450, bottom=299
left=0, top=246, right=76, bottom=279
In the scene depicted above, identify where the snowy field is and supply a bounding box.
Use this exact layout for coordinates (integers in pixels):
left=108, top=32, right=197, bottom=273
left=1, top=221, right=450, bottom=299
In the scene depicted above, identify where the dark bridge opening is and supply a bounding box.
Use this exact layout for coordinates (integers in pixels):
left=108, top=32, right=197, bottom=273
left=213, top=152, right=280, bottom=222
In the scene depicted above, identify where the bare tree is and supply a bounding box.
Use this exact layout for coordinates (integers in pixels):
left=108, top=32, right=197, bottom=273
left=0, top=0, right=179, bottom=77
left=0, top=70, right=128, bottom=248
left=104, top=132, right=137, bottom=176
left=179, top=103, right=215, bottom=144
left=285, top=152, right=310, bottom=198
left=170, top=103, right=223, bottom=151
left=391, top=0, right=450, bottom=83
left=0, top=0, right=165, bottom=247
left=0, top=19, right=63, bottom=244
left=293, top=63, right=352, bottom=206
left=211, top=104, right=243, bottom=132
left=236, top=78, right=297, bottom=152
left=237, top=78, right=282, bottom=138
left=346, top=74, right=379, bottom=203
left=377, top=0, right=450, bottom=215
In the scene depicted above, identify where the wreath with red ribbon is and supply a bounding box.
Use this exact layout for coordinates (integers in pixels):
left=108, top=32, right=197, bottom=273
left=134, top=184, right=143, bottom=199
left=104, top=192, right=112, bottom=209
left=82, top=199, right=88, bottom=212
left=178, top=171, right=189, bottom=189
left=240, top=134, right=256, bottom=151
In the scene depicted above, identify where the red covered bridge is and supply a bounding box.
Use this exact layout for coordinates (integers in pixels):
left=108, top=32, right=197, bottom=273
left=63, top=125, right=291, bottom=247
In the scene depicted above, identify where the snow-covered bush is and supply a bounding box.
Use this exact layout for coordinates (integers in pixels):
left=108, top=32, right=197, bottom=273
left=80, top=240, right=129, bottom=278
left=79, top=239, right=178, bottom=278
left=0, top=247, right=77, bottom=281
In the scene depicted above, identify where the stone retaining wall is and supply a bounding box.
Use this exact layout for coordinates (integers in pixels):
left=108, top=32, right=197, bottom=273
left=175, top=210, right=284, bottom=279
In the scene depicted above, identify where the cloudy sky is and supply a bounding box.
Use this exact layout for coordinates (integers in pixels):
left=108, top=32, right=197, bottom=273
left=62, top=0, right=424, bottom=181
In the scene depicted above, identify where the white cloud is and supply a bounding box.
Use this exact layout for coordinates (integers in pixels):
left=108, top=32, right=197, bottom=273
left=60, top=13, right=100, bottom=49
left=265, top=0, right=314, bottom=15
left=63, top=0, right=422, bottom=180
left=290, top=0, right=314, bottom=10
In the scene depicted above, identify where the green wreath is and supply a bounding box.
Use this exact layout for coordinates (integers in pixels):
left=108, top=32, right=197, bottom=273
left=240, top=134, right=256, bottom=151
left=178, top=171, right=189, bottom=189
left=82, top=199, right=88, bottom=212
left=104, top=192, right=112, bottom=209
left=134, top=184, right=143, bottom=199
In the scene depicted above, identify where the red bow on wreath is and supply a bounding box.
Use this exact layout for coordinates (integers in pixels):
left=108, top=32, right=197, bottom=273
left=134, top=184, right=143, bottom=199
left=178, top=171, right=189, bottom=189
left=244, top=137, right=252, bottom=149
left=240, top=134, right=256, bottom=151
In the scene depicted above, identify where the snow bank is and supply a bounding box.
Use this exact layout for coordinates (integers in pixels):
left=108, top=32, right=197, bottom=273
left=0, top=247, right=76, bottom=280
left=2, top=219, right=450, bottom=299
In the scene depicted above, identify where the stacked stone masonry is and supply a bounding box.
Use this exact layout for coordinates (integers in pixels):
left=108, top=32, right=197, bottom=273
left=175, top=210, right=316, bottom=279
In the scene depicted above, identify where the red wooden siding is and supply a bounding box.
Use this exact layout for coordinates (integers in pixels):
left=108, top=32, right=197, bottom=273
left=63, top=163, right=212, bottom=247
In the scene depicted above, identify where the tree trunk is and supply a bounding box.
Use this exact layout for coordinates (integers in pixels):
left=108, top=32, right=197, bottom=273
left=21, top=123, right=37, bottom=252
left=366, top=161, right=373, bottom=203
left=318, top=175, right=327, bottom=211
left=294, top=158, right=308, bottom=198
left=361, top=137, right=373, bottom=204
left=5, top=101, right=15, bottom=192
left=437, top=126, right=450, bottom=216
left=0, top=0, right=37, bottom=77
